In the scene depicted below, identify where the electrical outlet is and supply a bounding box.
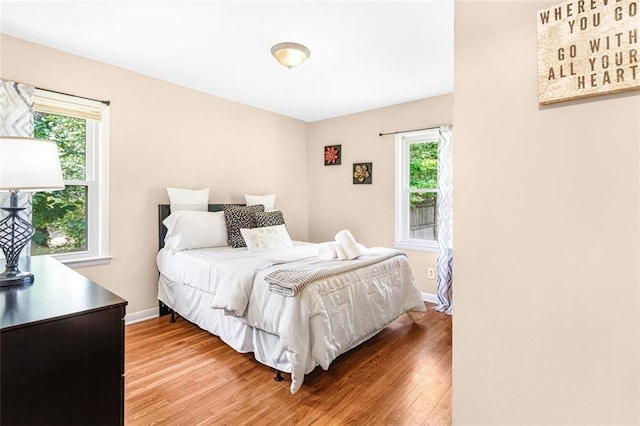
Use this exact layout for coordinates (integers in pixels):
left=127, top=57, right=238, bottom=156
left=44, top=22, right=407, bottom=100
left=427, top=268, right=436, bottom=280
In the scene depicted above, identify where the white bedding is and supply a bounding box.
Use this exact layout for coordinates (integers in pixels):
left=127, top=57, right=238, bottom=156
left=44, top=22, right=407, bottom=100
left=157, top=242, right=426, bottom=393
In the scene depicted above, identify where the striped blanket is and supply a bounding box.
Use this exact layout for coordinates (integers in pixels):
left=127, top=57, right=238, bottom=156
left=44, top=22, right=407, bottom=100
left=265, top=248, right=406, bottom=297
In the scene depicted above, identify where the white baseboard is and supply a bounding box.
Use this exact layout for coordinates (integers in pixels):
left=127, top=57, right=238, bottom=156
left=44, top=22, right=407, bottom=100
left=422, top=292, right=439, bottom=304
left=125, top=307, right=159, bottom=325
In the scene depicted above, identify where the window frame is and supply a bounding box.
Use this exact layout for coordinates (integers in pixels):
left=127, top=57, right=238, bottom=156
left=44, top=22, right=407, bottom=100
left=34, top=89, right=111, bottom=267
left=394, top=128, right=440, bottom=252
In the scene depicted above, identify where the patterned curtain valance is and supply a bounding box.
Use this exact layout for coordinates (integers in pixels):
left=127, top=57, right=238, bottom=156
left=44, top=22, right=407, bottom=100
left=1, top=80, right=35, bottom=136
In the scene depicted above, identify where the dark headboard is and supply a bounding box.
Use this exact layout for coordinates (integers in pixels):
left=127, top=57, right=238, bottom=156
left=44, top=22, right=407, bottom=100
left=158, top=204, right=241, bottom=250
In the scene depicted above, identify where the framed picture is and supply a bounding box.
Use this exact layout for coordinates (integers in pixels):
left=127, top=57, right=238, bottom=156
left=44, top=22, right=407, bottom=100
left=324, top=145, right=341, bottom=166
left=353, top=162, right=372, bottom=184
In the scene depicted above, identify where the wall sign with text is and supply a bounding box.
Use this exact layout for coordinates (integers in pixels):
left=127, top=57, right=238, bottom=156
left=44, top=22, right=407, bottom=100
left=538, top=0, right=639, bottom=104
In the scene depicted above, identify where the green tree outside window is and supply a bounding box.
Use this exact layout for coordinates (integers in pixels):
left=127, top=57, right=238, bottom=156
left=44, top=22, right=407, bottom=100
left=409, top=141, right=438, bottom=240
left=409, top=141, right=438, bottom=204
left=32, top=112, right=88, bottom=254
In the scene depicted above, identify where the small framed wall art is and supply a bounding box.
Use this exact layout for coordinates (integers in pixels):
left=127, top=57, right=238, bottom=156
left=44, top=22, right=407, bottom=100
left=324, top=145, right=341, bottom=166
left=353, top=162, right=372, bottom=184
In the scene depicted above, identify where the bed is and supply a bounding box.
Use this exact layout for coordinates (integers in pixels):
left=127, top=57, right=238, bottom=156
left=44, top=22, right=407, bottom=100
left=156, top=204, right=426, bottom=393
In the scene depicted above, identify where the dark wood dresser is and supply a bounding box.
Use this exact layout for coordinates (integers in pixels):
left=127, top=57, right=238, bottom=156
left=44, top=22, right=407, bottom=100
left=0, top=256, right=127, bottom=426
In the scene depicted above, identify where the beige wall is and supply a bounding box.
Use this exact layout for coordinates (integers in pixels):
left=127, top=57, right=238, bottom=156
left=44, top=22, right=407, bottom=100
left=306, top=95, right=454, bottom=294
left=1, top=34, right=309, bottom=313
left=0, top=32, right=451, bottom=309
left=453, top=1, right=639, bottom=423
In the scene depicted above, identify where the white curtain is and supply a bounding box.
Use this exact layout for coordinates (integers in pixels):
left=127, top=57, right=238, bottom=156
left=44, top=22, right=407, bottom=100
left=434, top=125, right=453, bottom=315
left=0, top=79, right=36, bottom=259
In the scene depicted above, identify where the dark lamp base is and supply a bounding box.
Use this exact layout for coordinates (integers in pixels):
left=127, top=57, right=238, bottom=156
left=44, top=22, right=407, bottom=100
left=0, top=269, right=34, bottom=287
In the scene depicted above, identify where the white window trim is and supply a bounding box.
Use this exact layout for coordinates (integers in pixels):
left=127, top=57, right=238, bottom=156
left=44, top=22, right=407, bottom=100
left=34, top=89, right=110, bottom=267
left=394, top=128, right=440, bottom=253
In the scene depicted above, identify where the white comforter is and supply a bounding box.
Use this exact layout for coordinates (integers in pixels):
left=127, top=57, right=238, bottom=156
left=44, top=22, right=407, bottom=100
left=157, top=243, right=426, bottom=393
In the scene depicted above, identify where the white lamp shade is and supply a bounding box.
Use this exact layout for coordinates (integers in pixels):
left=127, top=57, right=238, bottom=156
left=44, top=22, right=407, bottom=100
left=0, top=136, right=65, bottom=191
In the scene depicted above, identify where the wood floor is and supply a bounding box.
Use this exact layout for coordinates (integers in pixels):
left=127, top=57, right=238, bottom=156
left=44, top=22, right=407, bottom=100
left=125, top=304, right=452, bottom=425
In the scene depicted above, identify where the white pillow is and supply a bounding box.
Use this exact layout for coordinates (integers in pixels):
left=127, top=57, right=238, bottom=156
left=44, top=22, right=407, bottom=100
left=163, top=210, right=228, bottom=252
left=167, top=187, right=209, bottom=212
left=244, top=194, right=276, bottom=211
left=240, top=224, right=293, bottom=253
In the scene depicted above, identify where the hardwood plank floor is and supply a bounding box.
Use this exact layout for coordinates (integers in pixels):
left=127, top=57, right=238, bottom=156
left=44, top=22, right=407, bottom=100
left=125, top=304, right=451, bottom=425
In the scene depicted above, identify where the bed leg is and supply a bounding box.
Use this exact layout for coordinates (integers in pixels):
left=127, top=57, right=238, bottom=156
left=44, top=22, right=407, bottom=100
left=407, top=310, right=426, bottom=322
left=170, top=310, right=176, bottom=323
left=274, top=370, right=284, bottom=382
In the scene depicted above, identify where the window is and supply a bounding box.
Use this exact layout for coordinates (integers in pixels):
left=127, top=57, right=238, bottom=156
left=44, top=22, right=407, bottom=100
left=394, top=128, right=440, bottom=251
left=32, top=89, right=110, bottom=266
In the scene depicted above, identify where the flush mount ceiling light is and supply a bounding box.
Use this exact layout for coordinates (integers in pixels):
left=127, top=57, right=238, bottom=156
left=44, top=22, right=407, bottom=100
left=271, top=42, right=310, bottom=69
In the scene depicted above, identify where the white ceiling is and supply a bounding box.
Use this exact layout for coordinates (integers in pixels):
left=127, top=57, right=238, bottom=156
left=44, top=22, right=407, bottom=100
left=0, top=1, right=454, bottom=122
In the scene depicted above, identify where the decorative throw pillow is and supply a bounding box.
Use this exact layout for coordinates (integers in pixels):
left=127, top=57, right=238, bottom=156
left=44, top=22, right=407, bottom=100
left=240, top=224, right=293, bottom=253
left=244, top=194, right=276, bottom=211
left=254, top=210, right=285, bottom=228
left=224, top=204, right=265, bottom=248
left=167, top=187, right=209, bottom=212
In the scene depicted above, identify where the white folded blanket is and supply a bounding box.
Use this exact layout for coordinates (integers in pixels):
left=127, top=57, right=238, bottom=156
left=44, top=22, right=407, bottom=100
left=334, top=229, right=364, bottom=260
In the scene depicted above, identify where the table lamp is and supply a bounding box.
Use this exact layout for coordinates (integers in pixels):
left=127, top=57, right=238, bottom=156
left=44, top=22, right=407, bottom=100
left=0, top=136, right=64, bottom=286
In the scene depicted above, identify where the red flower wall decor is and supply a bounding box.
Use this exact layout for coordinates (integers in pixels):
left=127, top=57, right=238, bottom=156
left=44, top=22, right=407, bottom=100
left=324, top=145, right=341, bottom=166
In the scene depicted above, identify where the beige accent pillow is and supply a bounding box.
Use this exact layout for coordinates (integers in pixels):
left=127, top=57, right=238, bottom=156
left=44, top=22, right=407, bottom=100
left=240, top=224, right=293, bottom=253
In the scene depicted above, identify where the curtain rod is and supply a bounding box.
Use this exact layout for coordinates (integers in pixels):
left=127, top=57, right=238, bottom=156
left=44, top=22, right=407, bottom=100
left=36, top=86, right=110, bottom=106
left=378, top=124, right=452, bottom=137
